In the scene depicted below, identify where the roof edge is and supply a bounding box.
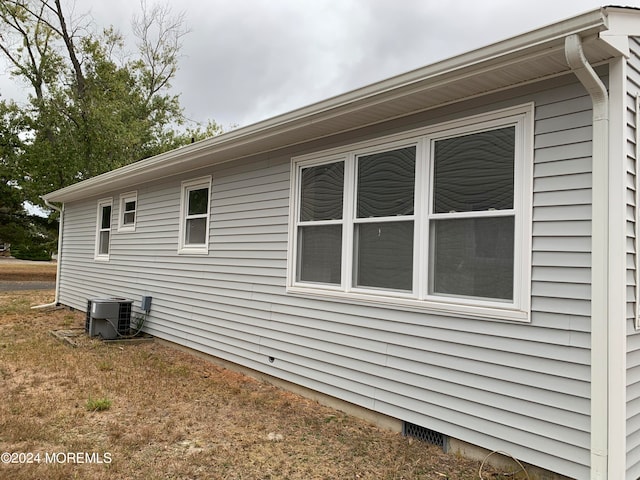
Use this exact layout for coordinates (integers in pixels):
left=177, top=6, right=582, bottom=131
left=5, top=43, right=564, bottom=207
left=44, top=7, right=615, bottom=203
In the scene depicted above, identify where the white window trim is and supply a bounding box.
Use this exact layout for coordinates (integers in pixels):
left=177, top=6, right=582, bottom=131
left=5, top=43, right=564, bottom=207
left=118, top=191, right=138, bottom=232
left=178, top=176, right=212, bottom=255
left=287, top=104, right=533, bottom=322
left=95, top=197, right=113, bottom=261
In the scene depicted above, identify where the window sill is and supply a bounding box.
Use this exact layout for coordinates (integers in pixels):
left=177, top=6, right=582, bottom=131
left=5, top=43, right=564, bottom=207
left=94, top=255, right=110, bottom=262
left=286, top=286, right=530, bottom=323
left=177, top=246, right=209, bottom=256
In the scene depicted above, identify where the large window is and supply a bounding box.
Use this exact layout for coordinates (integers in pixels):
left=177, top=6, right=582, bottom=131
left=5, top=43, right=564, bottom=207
left=289, top=105, right=532, bottom=321
left=178, top=176, right=212, bottom=255
left=95, top=198, right=113, bottom=261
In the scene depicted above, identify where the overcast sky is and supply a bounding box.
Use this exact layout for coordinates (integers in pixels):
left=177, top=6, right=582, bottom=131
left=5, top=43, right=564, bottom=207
left=0, top=0, right=636, bottom=130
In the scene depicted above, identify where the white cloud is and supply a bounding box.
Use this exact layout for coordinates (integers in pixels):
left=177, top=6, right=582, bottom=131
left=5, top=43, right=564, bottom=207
left=0, top=0, right=618, bottom=129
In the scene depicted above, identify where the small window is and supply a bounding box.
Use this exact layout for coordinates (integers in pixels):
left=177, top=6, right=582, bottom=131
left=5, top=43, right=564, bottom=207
left=118, top=192, right=137, bottom=232
left=178, top=176, right=211, bottom=255
left=95, top=198, right=113, bottom=260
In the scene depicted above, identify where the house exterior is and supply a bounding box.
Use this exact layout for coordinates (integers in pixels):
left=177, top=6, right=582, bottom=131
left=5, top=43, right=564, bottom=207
left=42, top=6, right=640, bottom=479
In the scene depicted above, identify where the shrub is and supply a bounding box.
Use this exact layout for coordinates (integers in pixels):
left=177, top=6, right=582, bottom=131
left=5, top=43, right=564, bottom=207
left=11, top=244, right=51, bottom=261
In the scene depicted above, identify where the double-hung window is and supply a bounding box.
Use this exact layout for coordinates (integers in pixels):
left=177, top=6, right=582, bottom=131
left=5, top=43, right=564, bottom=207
left=118, top=192, right=137, bottom=232
left=354, top=146, right=416, bottom=291
left=178, top=176, right=212, bottom=255
left=95, top=198, right=113, bottom=261
left=289, top=105, right=532, bottom=321
left=429, top=126, right=515, bottom=301
left=296, top=160, right=345, bottom=284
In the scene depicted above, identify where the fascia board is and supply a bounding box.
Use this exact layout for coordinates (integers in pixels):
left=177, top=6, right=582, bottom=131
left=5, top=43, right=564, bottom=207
left=599, top=7, right=640, bottom=57
left=44, top=8, right=611, bottom=204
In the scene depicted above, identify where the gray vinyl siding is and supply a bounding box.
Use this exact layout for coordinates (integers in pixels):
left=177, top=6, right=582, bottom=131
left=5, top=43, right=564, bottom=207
left=627, top=36, right=640, bottom=480
left=57, top=75, right=593, bottom=479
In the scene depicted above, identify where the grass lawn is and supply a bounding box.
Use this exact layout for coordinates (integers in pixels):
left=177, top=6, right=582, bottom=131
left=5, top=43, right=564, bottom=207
left=0, top=261, right=57, bottom=281
left=0, top=264, right=517, bottom=479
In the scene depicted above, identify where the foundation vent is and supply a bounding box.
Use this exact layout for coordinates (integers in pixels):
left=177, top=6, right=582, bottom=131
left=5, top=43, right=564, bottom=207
left=402, top=422, right=447, bottom=450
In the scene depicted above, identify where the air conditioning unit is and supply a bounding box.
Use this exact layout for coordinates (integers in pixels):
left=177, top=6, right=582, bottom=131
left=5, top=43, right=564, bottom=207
left=85, top=298, right=133, bottom=340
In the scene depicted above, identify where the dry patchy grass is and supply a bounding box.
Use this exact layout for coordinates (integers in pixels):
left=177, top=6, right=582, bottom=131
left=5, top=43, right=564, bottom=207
left=0, top=289, right=517, bottom=480
left=0, top=261, right=57, bottom=281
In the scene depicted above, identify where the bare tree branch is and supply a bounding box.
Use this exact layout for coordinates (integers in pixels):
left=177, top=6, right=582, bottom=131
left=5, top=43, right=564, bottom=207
left=132, top=0, right=189, bottom=103
left=52, top=0, right=84, bottom=97
left=0, top=0, right=57, bottom=101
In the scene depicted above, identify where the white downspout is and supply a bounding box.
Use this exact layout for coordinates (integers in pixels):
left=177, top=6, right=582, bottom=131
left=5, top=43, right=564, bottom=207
left=32, top=198, right=64, bottom=309
left=565, top=34, right=609, bottom=479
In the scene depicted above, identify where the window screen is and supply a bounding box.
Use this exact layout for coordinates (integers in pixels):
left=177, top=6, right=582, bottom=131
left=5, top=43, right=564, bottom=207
left=297, top=161, right=344, bottom=285
left=430, top=126, right=516, bottom=301
left=357, top=147, right=415, bottom=218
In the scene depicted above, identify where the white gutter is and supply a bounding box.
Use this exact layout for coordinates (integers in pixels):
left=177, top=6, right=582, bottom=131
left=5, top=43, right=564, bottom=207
left=31, top=199, right=64, bottom=309
left=42, top=9, right=610, bottom=205
left=565, top=34, right=609, bottom=479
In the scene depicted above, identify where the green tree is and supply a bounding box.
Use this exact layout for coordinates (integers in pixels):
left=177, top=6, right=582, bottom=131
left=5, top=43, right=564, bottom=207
left=0, top=0, right=219, bottom=209
left=0, top=0, right=220, bottom=257
left=0, top=100, right=29, bottom=248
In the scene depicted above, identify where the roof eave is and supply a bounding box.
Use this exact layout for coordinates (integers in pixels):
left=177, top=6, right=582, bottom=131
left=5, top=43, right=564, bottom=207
left=45, top=7, right=620, bottom=204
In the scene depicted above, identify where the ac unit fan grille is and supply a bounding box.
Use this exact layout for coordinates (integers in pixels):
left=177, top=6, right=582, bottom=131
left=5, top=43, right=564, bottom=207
left=85, top=300, right=92, bottom=333
left=116, top=302, right=132, bottom=335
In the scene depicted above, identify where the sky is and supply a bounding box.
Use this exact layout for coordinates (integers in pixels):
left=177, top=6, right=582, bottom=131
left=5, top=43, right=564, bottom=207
left=0, top=0, right=638, bottom=131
